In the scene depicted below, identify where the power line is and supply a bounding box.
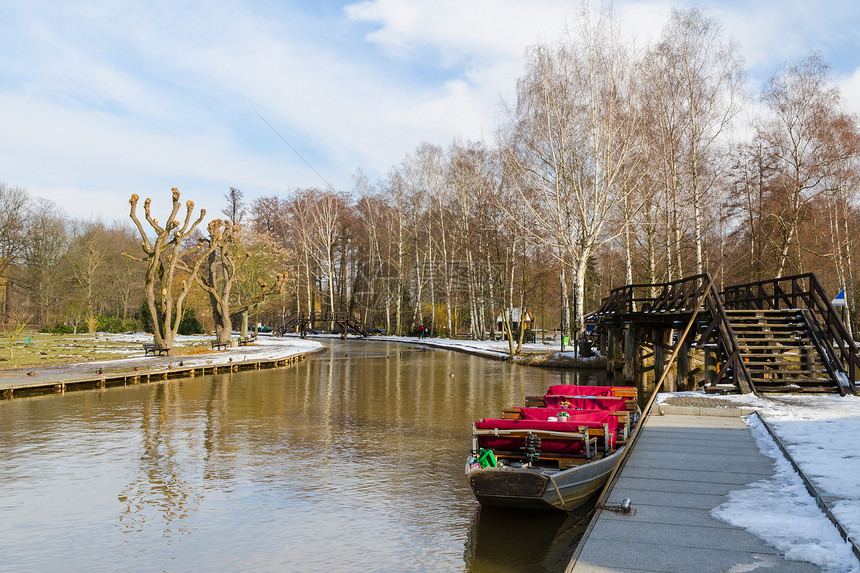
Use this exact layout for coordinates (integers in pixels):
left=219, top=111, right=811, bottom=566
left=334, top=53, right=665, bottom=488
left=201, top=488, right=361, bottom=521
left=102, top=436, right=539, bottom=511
left=254, top=110, right=337, bottom=193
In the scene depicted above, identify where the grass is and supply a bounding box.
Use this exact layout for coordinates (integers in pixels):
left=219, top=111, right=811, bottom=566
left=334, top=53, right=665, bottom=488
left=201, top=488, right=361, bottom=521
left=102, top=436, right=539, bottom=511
left=0, top=331, right=210, bottom=370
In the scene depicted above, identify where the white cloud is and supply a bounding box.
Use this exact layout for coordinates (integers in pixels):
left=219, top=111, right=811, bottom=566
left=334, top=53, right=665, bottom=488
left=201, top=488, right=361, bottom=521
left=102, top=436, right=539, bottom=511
left=3, top=0, right=860, bottom=223
left=836, top=67, right=860, bottom=117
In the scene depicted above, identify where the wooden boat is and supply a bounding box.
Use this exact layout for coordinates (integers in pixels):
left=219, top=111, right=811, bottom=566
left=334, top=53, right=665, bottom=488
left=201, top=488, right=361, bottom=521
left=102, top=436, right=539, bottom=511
left=465, top=385, right=638, bottom=511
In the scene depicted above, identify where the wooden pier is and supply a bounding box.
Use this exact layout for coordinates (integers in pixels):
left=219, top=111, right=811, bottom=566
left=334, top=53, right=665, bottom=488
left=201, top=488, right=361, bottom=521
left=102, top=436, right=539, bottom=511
left=568, top=411, right=821, bottom=572
left=0, top=351, right=316, bottom=400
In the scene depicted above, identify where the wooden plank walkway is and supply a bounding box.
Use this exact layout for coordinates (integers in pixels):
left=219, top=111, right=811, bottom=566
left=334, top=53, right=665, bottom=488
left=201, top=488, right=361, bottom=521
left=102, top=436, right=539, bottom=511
left=0, top=351, right=315, bottom=399
left=569, top=414, right=820, bottom=573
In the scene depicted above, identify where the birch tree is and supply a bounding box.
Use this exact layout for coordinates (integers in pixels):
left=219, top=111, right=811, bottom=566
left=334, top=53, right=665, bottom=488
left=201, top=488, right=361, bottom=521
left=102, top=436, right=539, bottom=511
left=646, top=7, right=744, bottom=276
left=500, top=5, right=641, bottom=338
left=759, top=53, right=840, bottom=277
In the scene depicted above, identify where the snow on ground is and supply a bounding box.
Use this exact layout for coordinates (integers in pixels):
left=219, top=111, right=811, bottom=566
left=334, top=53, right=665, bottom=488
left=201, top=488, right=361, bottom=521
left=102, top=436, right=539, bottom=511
left=81, top=333, right=324, bottom=369
left=659, top=391, right=860, bottom=571
left=712, top=414, right=860, bottom=572
left=374, top=335, right=603, bottom=361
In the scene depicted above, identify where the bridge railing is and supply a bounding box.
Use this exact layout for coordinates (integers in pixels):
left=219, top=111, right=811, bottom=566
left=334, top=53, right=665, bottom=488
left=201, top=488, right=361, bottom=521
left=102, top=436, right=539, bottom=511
left=595, top=274, right=710, bottom=316
left=594, top=274, right=754, bottom=393
left=722, top=273, right=858, bottom=392
left=274, top=311, right=370, bottom=337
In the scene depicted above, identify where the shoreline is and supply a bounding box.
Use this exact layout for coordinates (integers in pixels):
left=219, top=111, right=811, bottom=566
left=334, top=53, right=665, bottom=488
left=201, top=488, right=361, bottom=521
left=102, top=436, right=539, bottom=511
left=0, top=335, right=326, bottom=399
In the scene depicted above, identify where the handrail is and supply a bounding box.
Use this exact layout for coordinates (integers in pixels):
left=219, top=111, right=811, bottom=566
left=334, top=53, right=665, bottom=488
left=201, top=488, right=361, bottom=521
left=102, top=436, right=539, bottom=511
left=593, top=273, right=754, bottom=393
left=702, top=279, right=755, bottom=394
left=595, top=273, right=712, bottom=316
left=274, top=311, right=371, bottom=337
left=722, top=273, right=857, bottom=393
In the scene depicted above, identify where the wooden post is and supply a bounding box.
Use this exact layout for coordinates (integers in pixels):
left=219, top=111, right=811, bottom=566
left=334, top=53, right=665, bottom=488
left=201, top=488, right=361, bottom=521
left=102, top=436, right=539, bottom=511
left=676, top=334, right=690, bottom=391
left=704, top=346, right=717, bottom=388
left=624, top=324, right=636, bottom=383
left=607, top=324, right=620, bottom=371
left=653, top=328, right=668, bottom=391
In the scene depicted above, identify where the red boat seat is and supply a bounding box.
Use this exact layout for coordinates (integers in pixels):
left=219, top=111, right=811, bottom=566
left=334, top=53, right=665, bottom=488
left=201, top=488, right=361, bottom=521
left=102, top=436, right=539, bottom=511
left=541, top=396, right=628, bottom=411
left=475, top=412, right=618, bottom=455
left=546, top=384, right=617, bottom=397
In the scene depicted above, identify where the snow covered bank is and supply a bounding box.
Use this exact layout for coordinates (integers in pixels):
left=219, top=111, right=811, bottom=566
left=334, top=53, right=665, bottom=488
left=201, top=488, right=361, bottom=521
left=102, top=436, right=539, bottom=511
left=374, top=335, right=605, bottom=365
left=81, top=333, right=324, bottom=370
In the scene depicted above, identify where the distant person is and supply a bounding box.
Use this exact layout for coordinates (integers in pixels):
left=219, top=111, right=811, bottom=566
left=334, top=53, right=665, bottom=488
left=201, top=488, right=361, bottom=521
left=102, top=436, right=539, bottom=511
left=418, top=325, right=425, bottom=339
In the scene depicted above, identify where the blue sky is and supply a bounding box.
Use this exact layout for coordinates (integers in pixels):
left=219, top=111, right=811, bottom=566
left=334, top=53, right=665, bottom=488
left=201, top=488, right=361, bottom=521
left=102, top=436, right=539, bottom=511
left=3, top=0, right=860, bottom=222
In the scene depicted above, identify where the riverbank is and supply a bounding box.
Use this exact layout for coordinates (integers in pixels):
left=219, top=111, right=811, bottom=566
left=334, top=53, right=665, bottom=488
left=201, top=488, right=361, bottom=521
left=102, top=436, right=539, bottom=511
left=0, top=334, right=325, bottom=398
left=376, top=335, right=609, bottom=368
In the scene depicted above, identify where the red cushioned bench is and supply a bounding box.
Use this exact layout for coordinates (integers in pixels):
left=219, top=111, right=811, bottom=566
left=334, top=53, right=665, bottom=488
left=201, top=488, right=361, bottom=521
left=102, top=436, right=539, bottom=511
left=475, top=410, right=618, bottom=458
left=540, top=396, right=628, bottom=411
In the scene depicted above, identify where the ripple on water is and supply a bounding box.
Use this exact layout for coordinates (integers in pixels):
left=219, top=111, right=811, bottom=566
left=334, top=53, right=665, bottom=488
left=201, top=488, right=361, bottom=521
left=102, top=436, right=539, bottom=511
left=0, top=341, right=594, bottom=571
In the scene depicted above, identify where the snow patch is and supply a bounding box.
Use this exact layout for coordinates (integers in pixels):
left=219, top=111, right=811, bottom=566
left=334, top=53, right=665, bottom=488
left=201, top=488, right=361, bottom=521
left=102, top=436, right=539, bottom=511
left=711, top=414, right=860, bottom=572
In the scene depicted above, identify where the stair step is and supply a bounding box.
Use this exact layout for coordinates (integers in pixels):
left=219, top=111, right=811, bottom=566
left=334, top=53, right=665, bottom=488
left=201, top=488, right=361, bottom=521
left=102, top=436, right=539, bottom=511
left=734, top=336, right=808, bottom=342
left=750, top=375, right=832, bottom=383
left=756, top=386, right=839, bottom=393
left=726, top=309, right=801, bottom=313
left=729, top=322, right=806, bottom=329
left=743, top=362, right=825, bottom=370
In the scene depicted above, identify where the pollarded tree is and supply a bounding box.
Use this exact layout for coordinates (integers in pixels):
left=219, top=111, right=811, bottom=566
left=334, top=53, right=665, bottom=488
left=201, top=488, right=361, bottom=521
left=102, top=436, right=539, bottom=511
left=194, top=219, right=243, bottom=345
left=126, top=188, right=215, bottom=352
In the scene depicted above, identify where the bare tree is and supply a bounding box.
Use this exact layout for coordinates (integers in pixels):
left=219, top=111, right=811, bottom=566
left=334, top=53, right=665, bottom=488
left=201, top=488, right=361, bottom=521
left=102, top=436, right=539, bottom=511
left=223, top=187, right=246, bottom=227
left=500, top=5, right=641, bottom=338
left=194, top=219, right=243, bottom=344
left=309, top=191, right=344, bottom=318
left=644, top=7, right=744, bottom=276
left=759, top=53, right=841, bottom=277
left=0, top=309, right=31, bottom=360
left=821, top=112, right=860, bottom=335
left=0, top=183, right=29, bottom=314
left=230, top=230, right=291, bottom=335
left=21, top=198, right=68, bottom=324
left=66, top=221, right=107, bottom=333
left=126, top=188, right=215, bottom=352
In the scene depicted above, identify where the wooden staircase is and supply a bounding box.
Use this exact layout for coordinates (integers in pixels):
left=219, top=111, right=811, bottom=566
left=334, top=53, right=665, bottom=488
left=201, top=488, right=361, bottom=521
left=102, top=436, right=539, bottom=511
left=724, top=309, right=839, bottom=393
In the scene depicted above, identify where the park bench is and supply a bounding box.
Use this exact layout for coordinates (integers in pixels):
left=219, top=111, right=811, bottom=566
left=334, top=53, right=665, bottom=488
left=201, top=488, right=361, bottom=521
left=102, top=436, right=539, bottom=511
left=238, top=335, right=257, bottom=346
left=211, top=340, right=229, bottom=350
left=143, top=343, right=170, bottom=356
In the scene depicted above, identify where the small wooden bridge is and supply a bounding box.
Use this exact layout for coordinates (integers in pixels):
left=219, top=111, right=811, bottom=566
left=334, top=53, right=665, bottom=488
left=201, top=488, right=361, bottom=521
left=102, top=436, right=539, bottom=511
left=273, top=312, right=370, bottom=339
left=591, top=273, right=858, bottom=396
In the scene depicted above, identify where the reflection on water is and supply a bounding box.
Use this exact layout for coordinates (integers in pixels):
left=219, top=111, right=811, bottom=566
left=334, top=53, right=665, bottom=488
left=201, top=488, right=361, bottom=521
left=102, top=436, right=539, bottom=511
left=465, top=506, right=592, bottom=573
left=0, top=341, right=605, bottom=572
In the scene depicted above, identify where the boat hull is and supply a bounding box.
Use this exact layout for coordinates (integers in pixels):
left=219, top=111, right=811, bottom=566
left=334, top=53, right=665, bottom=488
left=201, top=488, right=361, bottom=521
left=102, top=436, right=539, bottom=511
left=466, top=447, right=624, bottom=511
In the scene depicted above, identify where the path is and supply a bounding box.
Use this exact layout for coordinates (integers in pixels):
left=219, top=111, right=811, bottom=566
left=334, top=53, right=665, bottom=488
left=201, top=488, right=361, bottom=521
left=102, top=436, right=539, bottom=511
left=571, top=414, right=820, bottom=572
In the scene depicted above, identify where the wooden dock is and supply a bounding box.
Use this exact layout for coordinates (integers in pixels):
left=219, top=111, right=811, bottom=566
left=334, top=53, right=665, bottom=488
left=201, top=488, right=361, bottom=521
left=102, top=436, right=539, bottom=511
left=0, top=351, right=317, bottom=400
left=568, top=412, right=821, bottom=573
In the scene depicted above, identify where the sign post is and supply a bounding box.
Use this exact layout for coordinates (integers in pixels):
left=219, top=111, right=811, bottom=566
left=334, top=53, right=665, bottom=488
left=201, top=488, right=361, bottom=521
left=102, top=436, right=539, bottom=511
left=832, top=288, right=847, bottom=307
left=832, top=287, right=847, bottom=326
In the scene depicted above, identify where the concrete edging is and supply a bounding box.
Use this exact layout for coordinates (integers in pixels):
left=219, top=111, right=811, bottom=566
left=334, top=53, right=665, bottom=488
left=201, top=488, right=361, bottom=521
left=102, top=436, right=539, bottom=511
left=656, top=404, right=759, bottom=417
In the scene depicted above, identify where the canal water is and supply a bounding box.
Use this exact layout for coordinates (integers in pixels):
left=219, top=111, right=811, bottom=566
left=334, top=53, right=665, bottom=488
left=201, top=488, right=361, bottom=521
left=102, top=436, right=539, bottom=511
left=0, top=340, right=605, bottom=572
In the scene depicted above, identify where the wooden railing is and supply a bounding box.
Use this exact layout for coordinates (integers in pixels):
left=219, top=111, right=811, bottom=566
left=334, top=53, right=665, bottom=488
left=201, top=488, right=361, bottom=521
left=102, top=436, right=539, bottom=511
left=722, top=273, right=858, bottom=393
left=594, top=274, right=711, bottom=316
left=594, top=274, right=754, bottom=393
left=273, top=311, right=370, bottom=337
